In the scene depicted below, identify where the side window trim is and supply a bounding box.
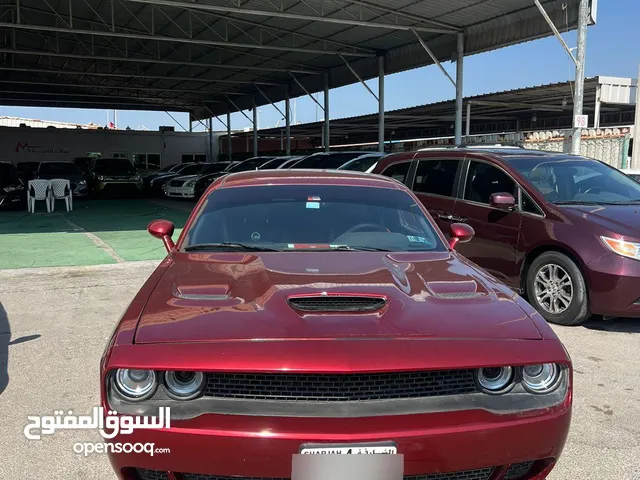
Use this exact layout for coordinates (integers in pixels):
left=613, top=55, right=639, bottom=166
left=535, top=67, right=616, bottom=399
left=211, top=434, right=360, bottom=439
left=518, top=188, right=545, bottom=217
left=459, top=157, right=522, bottom=210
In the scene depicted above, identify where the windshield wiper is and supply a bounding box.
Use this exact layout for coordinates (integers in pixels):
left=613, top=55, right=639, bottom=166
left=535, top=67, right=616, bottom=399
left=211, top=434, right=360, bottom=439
left=325, top=245, right=392, bottom=252
left=554, top=200, right=605, bottom=205
left=184, top=243, right=281, bottom=252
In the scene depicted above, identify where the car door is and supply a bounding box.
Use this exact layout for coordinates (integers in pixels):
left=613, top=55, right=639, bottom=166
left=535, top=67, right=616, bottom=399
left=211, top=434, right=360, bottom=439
left=452, top=158, right=522, bottom=287
left=410, top=156, right=464, bottom=236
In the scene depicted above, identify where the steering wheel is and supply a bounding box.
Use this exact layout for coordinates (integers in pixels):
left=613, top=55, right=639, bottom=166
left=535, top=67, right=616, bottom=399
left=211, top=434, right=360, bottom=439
left=583, top=186, right=602, bottom=195
left=343, top=223, right=387, bottom=235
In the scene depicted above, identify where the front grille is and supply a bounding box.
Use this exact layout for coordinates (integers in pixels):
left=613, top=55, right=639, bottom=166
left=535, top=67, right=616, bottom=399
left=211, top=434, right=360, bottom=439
left=504, top=461, right=535, bottom=479
left=138, top=468, right=493, bottom=480
left=406, top=468, right=494, bottom=480
left=287, top=296, right=386, bottom=312
left=204, top=370, right=477, bottom=402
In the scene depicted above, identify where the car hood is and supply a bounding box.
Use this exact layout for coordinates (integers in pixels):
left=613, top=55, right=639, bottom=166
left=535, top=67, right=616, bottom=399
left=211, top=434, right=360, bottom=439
left=134, top=252, right=542, bottom=344
left=171, top=174, right=199, bottom=183
left=559, top=204, right=640, bottom=239
left=37, top=173, right=85, bottom=182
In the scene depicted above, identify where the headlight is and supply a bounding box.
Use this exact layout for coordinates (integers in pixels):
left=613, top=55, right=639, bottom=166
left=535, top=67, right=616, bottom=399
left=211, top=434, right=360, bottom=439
left=78, top=180, right=87, bottom=186
left=134, top=174, right=142, bottom=181
left=97, top=175, right=105, bottom=181
left=601, top=236, right=640, bottom=261
left=476, top=366, right=514, bottom=393
left=113, top=369, right=157, bottom=400
left=184, top=180, right=196, bottom=187
left=164, top=371, right=205, bottom=400
left=522, top=363, right=561, bottom=393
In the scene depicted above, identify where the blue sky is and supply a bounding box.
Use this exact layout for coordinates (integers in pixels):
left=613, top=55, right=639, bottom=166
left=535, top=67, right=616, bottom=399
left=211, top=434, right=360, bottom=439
left=2, top=0, right=638, bottom=133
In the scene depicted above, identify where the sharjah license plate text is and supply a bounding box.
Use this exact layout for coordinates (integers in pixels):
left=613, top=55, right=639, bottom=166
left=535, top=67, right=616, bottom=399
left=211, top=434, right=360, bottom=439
left=300, top=445, right=397, bottom=454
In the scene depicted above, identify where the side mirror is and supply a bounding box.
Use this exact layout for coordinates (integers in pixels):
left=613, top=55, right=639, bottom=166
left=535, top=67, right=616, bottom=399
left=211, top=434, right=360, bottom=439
left=448, top=223, right=475, bottom=250
left=489, top=192, right=517, bottom=210
left=148, top=219, right=175, bottom=253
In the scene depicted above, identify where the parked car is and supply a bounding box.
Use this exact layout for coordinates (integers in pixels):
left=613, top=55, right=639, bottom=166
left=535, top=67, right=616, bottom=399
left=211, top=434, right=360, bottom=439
left=289, top=151, right=383, bottom=169
left=147, top=163, right=212, bottom=196
left=192, top=157, right=275, bottom=199
left=89, top=157, right=143, bottom=197
left=621, top=168, right=640, bottom=182
left=35, top=161, right=89, bottom=197
left=338, top=153, right=386, bottom=172
left=73, top=157, right=93, bottom=177
left=101, top=169, right=572, bottom=480
left=373, top=147, right=640, bottom=325
left=141, top=164, right=180, bottom=189
left=257, top=156, right=304, bottom=170
left=0, top=162, right=26, bottom=210
left=15, top=161, right=40, bottom=182
left=163, top=162, right=232, bottom=199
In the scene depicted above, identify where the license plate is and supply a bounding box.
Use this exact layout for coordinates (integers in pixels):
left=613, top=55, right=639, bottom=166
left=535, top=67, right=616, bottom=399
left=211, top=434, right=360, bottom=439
left=299, top=442, right=397, bottom=455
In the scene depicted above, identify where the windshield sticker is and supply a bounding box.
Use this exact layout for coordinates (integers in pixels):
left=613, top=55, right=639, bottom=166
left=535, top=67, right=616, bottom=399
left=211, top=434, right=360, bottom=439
left=407, top=236, right=429, bottom=244
left=306, top=202, right=320, bottom=209
left=308, top=196, right=321, bottom=201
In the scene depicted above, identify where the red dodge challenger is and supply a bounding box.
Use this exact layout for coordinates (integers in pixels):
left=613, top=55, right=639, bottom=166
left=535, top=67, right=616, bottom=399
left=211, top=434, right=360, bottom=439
left=100, top=169, right=572, bottom=480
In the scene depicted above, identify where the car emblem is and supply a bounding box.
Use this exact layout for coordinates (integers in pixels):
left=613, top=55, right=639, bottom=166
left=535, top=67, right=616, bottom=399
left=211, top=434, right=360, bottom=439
left=251, top=232, right=261, bottom=241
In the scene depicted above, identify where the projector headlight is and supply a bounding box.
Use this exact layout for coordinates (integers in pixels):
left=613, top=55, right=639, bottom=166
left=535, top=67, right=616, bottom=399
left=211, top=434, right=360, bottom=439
left=164, top=371, right=205, bottom=400
left=476, top=366, right=515, bottom=394
left=522, top=363, right=562, bottom=394
left=113, top=369, right=157, bottom=400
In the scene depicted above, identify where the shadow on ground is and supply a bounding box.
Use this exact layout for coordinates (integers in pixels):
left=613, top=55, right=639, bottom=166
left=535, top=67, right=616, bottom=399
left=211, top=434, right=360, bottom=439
left=583, top=316, right=640, bottom=333
left=0, top=302, right=41, bottom=397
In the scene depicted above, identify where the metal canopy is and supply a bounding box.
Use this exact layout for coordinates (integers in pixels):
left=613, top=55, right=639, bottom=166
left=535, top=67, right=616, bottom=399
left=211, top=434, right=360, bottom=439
left=241, top=77, right=636, bottom=148
left=0, top=0, right=587, bottom=119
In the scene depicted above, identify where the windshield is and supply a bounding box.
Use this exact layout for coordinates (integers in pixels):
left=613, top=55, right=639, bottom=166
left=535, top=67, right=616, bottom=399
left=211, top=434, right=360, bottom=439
left=339, top=155, right=382, bottom=172
left=507, top=156, right=640, bottom=204
left=186, top=185, right=445, bottom=252
left=158, top=164, right=178, bottom=173
left=227, top=158, right=272, bottom=172
left=259, top=157, right=292, bottom=169
left=290, top=153, right=370, bottom=170
left=200, top=163, right=228, bottom=175
left=0, top=163, right=20, bottom=186
left=93, top=158, right=136, bottom=175
left=38, top=162, right=81, bottom=175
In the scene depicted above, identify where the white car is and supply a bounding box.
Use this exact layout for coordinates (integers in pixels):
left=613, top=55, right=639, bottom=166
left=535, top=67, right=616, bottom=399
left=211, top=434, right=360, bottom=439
left=163, top=163, right=231, bottom=199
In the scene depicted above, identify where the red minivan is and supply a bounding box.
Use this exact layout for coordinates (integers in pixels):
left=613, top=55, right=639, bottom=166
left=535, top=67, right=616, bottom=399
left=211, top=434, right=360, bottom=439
left=373, top=147, right=640, bottom=326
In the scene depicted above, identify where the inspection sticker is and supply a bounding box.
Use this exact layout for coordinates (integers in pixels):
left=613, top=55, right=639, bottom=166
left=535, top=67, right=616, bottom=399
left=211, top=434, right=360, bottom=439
left=407, top=236, right=429, bottom=243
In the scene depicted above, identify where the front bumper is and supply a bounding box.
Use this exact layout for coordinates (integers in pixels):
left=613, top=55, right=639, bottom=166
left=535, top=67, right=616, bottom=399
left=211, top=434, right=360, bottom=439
left=163, top=185, right=195, bottom=198
left=108, top=403, right=570, bottom=479
left=586, top=251, right=640, bottom=317
left=96, top=181, right=143, bottom=193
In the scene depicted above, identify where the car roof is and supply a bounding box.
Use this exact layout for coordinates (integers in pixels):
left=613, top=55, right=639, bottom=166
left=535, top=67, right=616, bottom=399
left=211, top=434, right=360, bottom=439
left=217, top=168, right=403, bottom=189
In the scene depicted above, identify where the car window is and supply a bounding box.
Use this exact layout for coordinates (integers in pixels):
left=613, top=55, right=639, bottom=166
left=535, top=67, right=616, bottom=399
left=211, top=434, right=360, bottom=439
left=521, top=190, right=543, bottom=215
left=413, top=159, right=460, bottom=197
left=290, top=153, right=368, bottom=169
left=464, top=161, right=516, bottom=204
left=340, top=155, right=381, bottom=172
left=380, top=161, right=410, bottom=184
left=506, top=156, right=640, bottom=204
left=187, top=185, right=446, bottom=252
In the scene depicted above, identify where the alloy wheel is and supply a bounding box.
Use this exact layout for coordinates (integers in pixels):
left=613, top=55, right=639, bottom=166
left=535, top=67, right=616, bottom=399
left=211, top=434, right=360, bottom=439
left=534, top=263, right=574, bottom=315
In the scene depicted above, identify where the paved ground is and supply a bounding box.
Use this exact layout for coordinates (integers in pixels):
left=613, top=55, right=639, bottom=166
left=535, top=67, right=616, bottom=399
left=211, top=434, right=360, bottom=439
left=0, top=199, right=192, bottom=269
left=0, top=261, right=639, bottom=479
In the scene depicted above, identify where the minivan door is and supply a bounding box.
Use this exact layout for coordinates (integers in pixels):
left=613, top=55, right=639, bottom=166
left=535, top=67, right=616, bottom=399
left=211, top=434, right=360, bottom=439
left=452, top=159, right=522, bottom=288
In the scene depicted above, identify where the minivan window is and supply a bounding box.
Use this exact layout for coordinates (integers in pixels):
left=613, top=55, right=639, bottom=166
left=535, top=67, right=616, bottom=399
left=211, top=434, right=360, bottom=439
left=464, top=161, right=516, bottom=204
left=506, top=156, right=640, bottom=204
left=413, top=159, right=460, bottom=197
left=380, top=161, right=410, bottom=184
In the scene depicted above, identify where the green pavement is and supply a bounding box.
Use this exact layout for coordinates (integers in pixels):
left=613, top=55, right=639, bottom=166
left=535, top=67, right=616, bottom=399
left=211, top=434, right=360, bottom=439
left=0, top=199, right=191, bottom=269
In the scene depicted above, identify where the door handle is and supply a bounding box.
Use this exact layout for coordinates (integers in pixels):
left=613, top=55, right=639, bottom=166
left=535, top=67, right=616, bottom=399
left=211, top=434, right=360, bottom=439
left=438, top=213, right=467, bottom=223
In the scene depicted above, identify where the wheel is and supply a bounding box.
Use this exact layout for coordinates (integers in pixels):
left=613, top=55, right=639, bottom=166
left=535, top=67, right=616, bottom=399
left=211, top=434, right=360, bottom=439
left=526, top=251, right=591, bottom=326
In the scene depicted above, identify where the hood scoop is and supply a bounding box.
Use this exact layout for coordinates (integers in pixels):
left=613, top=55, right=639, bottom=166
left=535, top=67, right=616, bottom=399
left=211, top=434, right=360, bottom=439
left=287, top=294, right=386, bottom=313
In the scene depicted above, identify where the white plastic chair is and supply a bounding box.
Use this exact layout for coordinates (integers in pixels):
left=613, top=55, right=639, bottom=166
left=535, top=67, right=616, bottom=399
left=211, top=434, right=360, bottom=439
left=49, top=179, right=73, bottom=212
left=27, top=180, right=51, bottom=213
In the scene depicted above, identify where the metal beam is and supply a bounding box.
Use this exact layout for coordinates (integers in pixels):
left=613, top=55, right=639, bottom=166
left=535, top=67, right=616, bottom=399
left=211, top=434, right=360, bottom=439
left=378, top=56, right=385, bottom=152
left=225, top=95, right=254, bottom=125
left=227, top=111, right=232, bottom=160
left=412, top=29, right=456, bottom=87
left=340, top=54, right=378, bottom=101
left=454, top=33, right=464, bottom=146
left=1, top=98, right=192, bottom=109
left=255, top=84, right=286, bottom=120
left=125, top=0, right=454, bottom=34
left=324, top=73, right=330, bottom=152
left=285, top=85, right=291, bottom=156
left=253, top=100, right=258, bottom=157
left=290, top=73, right=325, bottom=112
left=0, top=21, right=375, bottom=58
left=466, top=102, right=471, bottom=138
left=534, top=0, right=577, bottom=65
left=469, top=100, right=567, bottom=111
left=0, top=48, right=319, bottom=75
left=572, top=0, right=589, bottom=155
left=1, top=88, right=195, bottom=103
left=632, top=64, right=640, bottom=169
left=166, top=111, right=188, bottom=132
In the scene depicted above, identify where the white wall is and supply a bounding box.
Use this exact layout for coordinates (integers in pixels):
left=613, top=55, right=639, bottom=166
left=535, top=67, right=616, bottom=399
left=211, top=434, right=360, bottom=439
left=0, top=126, right=219, bottom=165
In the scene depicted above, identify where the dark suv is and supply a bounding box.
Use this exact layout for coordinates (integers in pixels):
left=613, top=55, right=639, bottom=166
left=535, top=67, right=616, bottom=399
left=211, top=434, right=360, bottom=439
left=373, top=147, right=640, bottom=325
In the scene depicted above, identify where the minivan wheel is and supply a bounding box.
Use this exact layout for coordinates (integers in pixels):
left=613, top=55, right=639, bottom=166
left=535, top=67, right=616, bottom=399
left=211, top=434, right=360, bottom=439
left=526, top=251, right=590, bottom=326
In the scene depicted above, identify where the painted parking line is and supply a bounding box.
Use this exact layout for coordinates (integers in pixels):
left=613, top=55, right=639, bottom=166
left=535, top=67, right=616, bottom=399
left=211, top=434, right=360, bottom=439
left=62, top=216, right=126, bottom=264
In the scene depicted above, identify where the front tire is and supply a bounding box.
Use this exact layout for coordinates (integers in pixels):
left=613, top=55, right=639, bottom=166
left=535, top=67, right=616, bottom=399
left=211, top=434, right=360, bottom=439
left=526, top=251, right=590, bottom=326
